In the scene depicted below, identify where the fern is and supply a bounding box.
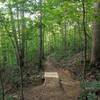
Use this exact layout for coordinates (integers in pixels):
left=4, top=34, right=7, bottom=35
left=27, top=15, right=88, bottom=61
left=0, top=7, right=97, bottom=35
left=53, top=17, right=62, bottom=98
left=87, top=92, right=97, bottom=100
left=80, top=81, right=100, bottom=100
left=81, top=81, right=100, bottom=90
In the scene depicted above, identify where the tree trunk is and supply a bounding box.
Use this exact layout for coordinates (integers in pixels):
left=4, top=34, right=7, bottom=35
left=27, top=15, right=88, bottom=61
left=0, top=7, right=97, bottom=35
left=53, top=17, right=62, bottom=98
left=0, top=72, right=5, bottom=100
left=38, top=0, right=44, bottom=70
left=91, top=2, right=100, bottom=68
left=64, top=21, right=67, bottom=52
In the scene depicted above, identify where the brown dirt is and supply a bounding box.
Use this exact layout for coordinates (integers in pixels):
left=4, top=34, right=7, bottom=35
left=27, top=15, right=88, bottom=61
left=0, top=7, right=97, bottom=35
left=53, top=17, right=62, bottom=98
left=10, top=57, right=81, bottom=100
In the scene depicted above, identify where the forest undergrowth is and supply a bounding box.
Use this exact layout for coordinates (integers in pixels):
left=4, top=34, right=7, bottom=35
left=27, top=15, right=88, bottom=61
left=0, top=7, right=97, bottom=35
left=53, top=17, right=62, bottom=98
left=1, top=52, right=99, bottom=100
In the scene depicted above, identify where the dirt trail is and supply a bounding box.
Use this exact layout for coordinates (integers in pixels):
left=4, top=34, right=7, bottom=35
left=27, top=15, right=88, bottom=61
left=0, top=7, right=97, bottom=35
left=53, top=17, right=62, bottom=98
left=19, top=58, right=81, bottom=100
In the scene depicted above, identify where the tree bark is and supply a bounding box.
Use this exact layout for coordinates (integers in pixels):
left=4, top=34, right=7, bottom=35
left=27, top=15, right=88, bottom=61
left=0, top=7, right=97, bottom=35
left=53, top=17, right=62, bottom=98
left=38, top=0, right=44, bottom=70
left=91, top=2, right=100, bottom=68
left=0, top=72, right=5, bottom=100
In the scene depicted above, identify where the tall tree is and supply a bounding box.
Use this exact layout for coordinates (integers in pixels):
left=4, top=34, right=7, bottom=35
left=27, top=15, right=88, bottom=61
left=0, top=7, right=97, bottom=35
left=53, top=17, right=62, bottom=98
left=0, top=30, right=5, bottom=100
left=0, top=70, right=5, bottom=100
left=82, top=0, right=87, bottom=76
left=91, top=1, right=100, bottom=69
left=38, top=0, right=44, bottom=70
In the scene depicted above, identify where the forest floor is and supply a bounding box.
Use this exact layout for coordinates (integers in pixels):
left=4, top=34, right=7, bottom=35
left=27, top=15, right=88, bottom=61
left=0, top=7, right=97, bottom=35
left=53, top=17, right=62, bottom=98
left=10, top=56, right=81, bottom=100
left=6, top=52, right=100, bottom=100
left=6, top=53, right=99, bottom=100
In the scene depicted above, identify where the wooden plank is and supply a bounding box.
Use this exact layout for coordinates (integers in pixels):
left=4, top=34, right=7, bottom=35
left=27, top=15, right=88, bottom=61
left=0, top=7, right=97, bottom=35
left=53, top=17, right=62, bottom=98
left=44, top=72, right=59, bottom=78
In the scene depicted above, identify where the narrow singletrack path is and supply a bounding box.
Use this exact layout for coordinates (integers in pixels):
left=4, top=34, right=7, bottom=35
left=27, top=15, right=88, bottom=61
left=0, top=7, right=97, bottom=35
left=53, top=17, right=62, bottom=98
left=22, top=59, right=81, bottom=100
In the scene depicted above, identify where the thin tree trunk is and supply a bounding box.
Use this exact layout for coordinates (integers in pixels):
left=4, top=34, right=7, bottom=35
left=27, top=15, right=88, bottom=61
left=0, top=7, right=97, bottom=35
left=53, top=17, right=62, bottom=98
left=42, top=27, right=45, bottom=59
left=64, top=21, right=67, bottom=52
left=0, top=72, right=5, bottom=100
left=38, top=0, right=43, bottom=70
left=19, top=2, right=26, bottom=99
left=9, top=4, right=20, bottom=65
left=82, top=0, right=87, bottom=76
left=19, top=59, right=24, bottom=100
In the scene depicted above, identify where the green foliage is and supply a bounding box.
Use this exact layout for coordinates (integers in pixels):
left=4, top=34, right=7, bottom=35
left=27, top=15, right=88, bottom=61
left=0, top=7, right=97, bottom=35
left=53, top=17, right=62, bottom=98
left=0, top=0, right=95, bottom=98
left=79, top=91, right=97, bottom=100
left=87, top=92, right=97, bottom=100
left=81, top=81, right=100, bottom=90
left=79, top=81, right=100, bottom=100
left=0, top=0, right=94, bottom=64
left=6, top=95, right=14, bottom=100
left=0, top=93, right=14, bottom=100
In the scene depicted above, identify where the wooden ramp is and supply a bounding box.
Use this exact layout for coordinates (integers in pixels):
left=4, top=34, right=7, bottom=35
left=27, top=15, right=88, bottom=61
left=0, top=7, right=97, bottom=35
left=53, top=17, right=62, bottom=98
left=43, top=72, right=60, bottom=87
left=44, top=72, right=59, bottom=78
left=22, top=61, right=81, bottom=100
